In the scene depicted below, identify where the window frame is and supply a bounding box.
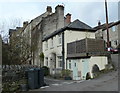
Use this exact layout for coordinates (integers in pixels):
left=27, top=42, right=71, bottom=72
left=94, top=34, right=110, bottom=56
left=51, top=38, right=53, bottom=48
left=46, top=57, right=48, bottom=66
left=58, top=56, right=62, bottom=67
left=69, top=60, right=71, bottom=69
left=45, top=40, right=48, bottom=50
left=58, top=33, right=62, bottom=45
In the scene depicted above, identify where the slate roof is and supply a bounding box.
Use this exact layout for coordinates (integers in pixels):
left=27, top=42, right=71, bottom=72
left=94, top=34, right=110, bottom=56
left=94, top=20, right=120, bottom=31
left=67, top=19, right=93, bottom=30
left=102, top=20, right=120, bottom=31
left=43, top=19, right=96, bottom=41
left=93, top=22, right=113, bottom=30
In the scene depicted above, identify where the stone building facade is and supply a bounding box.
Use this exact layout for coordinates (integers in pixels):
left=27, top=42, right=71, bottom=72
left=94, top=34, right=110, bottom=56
left=30, top=5, right=72, bottom=66
left=9, top=5, right=71, bottom=65
left=42, top=19, right=96, bottom=74
left=0, top=35, right=1, bottom=93
left=94, top=20, right=120, bottom=48
left=0, top=35, right=2, bottom=64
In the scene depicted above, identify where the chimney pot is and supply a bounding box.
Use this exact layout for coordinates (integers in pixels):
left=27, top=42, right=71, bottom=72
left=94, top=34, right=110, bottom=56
left=46, top=6, right=52, bottom=12
left=23, top=21, right=28, bottom=27
left=55, top=5, right=64, bottom=12
left=98, top=21, right=101, bottom=26
left=65, top=13, right=71, bottom=24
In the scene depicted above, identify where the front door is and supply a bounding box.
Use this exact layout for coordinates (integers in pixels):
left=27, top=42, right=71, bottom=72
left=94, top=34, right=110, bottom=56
left=82, top=59, right=89, bottom=79
left=72, top=60, right=80, bottom=80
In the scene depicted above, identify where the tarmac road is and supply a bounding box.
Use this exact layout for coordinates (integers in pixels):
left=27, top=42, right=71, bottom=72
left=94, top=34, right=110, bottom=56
left=31, top=70, right=118, bottom=91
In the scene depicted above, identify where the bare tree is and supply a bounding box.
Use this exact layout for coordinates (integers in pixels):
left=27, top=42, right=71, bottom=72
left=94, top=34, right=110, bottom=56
left=8, top=34, right=32, bottom=65
left=0, top=17, right=22, bottom=42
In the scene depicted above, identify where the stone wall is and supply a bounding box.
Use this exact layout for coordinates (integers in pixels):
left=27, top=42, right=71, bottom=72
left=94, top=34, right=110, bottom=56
left=0, top=35, right=2, bottom=92
left=42, top=5, right=65, bottom=38
left=31, top=23, right=43, bottom=66
left=31, top=5, right=65, bottom=65
left=103, top=25, right=119, bottom=48
left=0, top=37, right=1, bottom=65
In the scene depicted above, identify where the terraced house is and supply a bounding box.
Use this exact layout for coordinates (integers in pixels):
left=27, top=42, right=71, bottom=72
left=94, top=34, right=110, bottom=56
left=43, top=19, right=108, bottom=78
left=9, top=5, right=72, bottom=65
left=9, top=5, right=109, bottom=80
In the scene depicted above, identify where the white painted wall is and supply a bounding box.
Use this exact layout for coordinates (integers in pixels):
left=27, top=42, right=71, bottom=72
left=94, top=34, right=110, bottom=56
left=43, top=34, right=62, bottom=69
left=64, top=30, right=95, bottom=69
left=89, top=56, right=108, bottom=78
left=68, top=56, right=108, bottom=80
left=43, top=29, right=95, bottom=75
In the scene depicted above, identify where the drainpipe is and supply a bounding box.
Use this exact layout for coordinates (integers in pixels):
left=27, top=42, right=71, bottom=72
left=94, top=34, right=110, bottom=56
left=62, top=32, right=65, bottom=70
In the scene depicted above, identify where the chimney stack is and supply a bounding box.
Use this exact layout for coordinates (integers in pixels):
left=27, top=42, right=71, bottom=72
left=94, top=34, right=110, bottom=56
left=55, top=5, right=64, bottom=13
left=65, top=13, right=71, bottom=24
left=46, top=6, right=52, bottom=13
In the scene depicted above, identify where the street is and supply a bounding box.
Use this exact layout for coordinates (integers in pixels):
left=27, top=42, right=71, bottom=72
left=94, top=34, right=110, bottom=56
left=31, top=70, right=118, bottom=91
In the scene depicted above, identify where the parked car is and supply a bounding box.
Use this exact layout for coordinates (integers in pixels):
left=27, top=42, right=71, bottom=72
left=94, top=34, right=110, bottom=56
left=107, top=47, right=118, bottom=54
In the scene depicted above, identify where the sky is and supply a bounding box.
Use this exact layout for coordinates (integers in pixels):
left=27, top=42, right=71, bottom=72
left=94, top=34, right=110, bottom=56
left=0, top=0, right=119, bottom=39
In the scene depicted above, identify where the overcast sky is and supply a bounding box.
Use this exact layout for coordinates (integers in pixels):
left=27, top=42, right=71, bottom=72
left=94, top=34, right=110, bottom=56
left=0, top=0, right=119, bottom=37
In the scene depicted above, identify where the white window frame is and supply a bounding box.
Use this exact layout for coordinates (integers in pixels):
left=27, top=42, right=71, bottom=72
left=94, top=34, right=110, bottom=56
left=51, top=38, right=53, bottom=48
left=114, top=40, right=118, bottom=46
left=46, top=57, right=48, bottom=66
left=58, top=56, right=62, bottom=67
left=46, top=40, right=48, bottom=50
left=58, top=34, right=62, bottom=45
left=69, top=60, right=71, bottom=69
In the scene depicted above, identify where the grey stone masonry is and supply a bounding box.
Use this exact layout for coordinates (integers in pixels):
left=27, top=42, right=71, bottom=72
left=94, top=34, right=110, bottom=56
left=0, top=35, right=2, bottom=92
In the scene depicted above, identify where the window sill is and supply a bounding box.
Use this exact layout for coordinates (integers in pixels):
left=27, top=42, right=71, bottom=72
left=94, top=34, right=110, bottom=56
left=57, top=44, right=62, bottom=47
left=50, top=47, right=54, bottom=49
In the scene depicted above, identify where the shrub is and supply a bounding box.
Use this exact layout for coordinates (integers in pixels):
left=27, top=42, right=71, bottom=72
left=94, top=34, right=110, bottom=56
left=61, top=69, right=71, bottom=77
left=42, top=66, right=50, bottom=76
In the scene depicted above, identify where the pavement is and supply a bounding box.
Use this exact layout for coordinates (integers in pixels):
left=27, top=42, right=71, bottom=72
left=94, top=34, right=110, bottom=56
left=28, top=70, right=118, bottom=91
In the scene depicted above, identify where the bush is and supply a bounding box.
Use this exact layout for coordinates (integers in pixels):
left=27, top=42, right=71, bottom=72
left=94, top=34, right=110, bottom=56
left=42, top=66, right=50, bottom=76
left=61, top=69, right=71, bottom=77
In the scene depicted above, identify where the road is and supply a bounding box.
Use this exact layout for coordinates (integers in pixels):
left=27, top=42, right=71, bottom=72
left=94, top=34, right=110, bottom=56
left=111, top=54, right=119, bottom=69
left=31, top=70, right=118, bottom=91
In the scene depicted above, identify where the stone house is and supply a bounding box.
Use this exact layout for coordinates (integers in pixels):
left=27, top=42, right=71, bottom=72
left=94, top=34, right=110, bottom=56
left=27, top=5, right=71, bottom=66
left=0, top=35, right=2, bottom=65
left=94, top=20, right=120, bottom=48
left=9, top=5, right=72, bottom=65
left=42, top=19, right=96, bottom=75
left=67, top=38, right=108, bottom=80
left=0, top=35, right=1, bottom=93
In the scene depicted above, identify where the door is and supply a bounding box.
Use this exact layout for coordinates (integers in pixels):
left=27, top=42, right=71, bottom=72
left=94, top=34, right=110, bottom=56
left=72, top=60, right=80, bottom=80
left=82, top=59, right=89, bottom=79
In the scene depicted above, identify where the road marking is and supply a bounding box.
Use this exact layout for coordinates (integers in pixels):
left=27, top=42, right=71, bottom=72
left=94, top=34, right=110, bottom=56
left=65, top=82, right=74, bottom=84
left=40, top=86, right=49, bottom=89
left=51, top=84, right=62, bottom=86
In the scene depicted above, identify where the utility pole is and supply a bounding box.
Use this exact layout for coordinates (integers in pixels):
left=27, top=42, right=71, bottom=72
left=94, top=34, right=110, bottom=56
left=105, top=0, right=110, bottom=47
